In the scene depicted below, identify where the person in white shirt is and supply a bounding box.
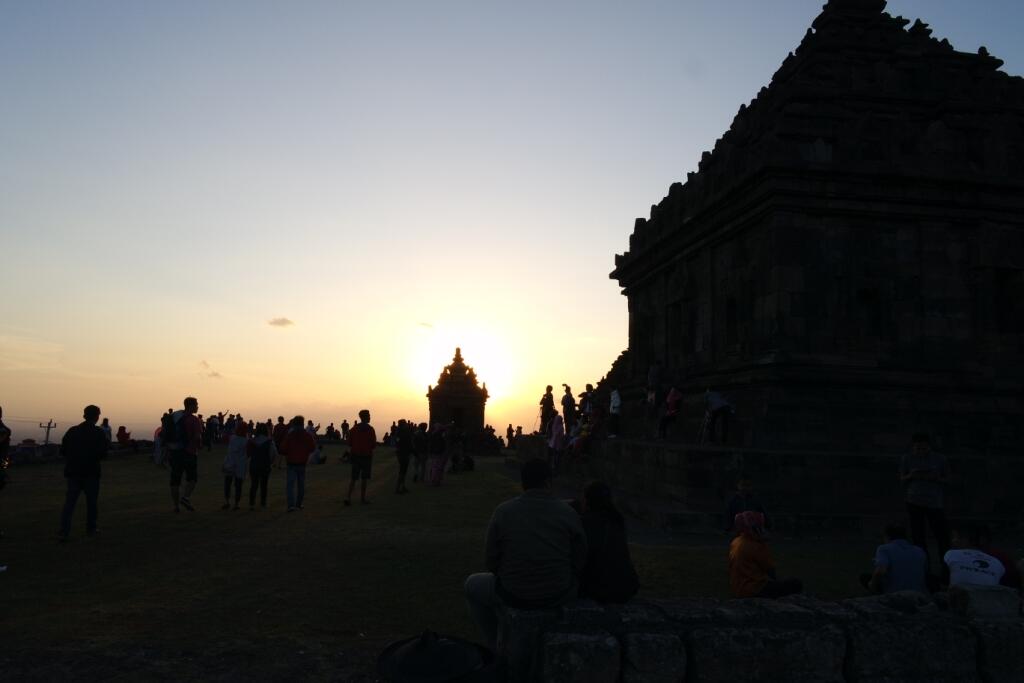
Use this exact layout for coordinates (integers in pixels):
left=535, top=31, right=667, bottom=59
left=608, top=388, right=622, bottom=438
left=944, top=524, right=1005, bottom=587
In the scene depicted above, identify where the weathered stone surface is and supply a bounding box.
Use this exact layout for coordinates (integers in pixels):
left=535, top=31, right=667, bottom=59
left=541, top=631, right=620, bottom=683
left=778, top=594, right=858, bottom=622
left=688, top=625, right=845, bottom=683
left=948, top=585, right=1021, bottom=620
left=973, top=619, right=1024, bottom=683
left=622, top=632, right=686, bottom=683
left=844, top=615, right=978, bottom=682
left=497, top=607, right=559, bottom=683
left=657, top=598, right=721, bottom=627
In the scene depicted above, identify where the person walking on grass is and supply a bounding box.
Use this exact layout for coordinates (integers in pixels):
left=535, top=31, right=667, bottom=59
left=247, top=422, right=277, bottom=510
left=168, top=396, right=203, bottom=513
left=58, top=405, right=108, bottom=541
left=222, top=422, right=249, bottom=510
left=394, top=419, right=413, bottom=495
left=427, top=423, right=448, bottom=486
left=280, top=416, right=317, bottom=512
left=345, top=410, right=376, bottom=506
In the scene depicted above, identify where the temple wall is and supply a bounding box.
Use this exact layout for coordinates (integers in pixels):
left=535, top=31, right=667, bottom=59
left=518, top=436, right=1023, bottom=535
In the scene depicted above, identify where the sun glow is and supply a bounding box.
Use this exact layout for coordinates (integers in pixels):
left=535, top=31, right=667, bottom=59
left=404, top=323, right=518, bottom=404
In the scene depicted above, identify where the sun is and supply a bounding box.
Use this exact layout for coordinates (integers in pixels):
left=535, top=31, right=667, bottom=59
left=404, top=324, right=517, bottom=402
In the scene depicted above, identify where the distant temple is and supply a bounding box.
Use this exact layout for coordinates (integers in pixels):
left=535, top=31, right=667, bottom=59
left=427, top=348, right=489, bottom=431
left=604, top=0, right=1024, bottom=454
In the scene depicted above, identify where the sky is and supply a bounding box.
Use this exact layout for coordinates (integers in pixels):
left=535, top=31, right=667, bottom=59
left=2, top=0, right=1023, bottom=441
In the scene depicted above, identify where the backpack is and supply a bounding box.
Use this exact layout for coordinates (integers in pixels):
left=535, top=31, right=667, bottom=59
left=161, top=411, right=181, bottom=449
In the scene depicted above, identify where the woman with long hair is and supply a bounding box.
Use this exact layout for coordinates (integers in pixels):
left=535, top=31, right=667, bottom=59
left=578, top=480, right=639, bottom=603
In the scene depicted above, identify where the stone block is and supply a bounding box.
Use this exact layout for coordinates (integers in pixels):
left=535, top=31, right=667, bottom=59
left=622, top=632, right=686, bottom=683
left=778, top=594, right=858, bottom=622
left=948, top=585, right=1021, bottom=620
left=973, top=619, right=1024, bottom=683
left=497, top=607, right=560, bottom=683
left=651, top=598, right=720, bottom=628
left=844, top=615, right=977, bottom=682
left=541, top=631, right=620, bottom=683
left=688, top=625, right=845, bottom=683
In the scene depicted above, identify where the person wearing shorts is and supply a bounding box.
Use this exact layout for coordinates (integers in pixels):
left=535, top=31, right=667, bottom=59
left=344, top=409, right=376, bottom=507
left=169, top=396, right=203, bottom=512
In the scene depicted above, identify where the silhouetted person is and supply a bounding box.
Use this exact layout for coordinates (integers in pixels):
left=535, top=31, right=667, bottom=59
left=394, top=419, right=413, bottom=494
left=547, top=411, right=565, bottom=473
left=222, top=422, right=249, bottom=510
left=247, top=422, right=277, bottom=510
left=561, top=384, right=577, bottom=430
left=900, top=433, right=950, bottom=560
left=657, top=386, right=682, bottom=439
left=115, top=426, right=136, bottom=451
left=945, top=523, right=1006, bottom=587
left=704, top=389, right=734, bottom=444
left=341, top=420, right=350, bottom=441
left=577, top=481, right=639, bottom=603
left=539, top=385, right=555, bottom=434
left=506, top=424, right=515, bottom=449
left=344, top=409, right=376, bottom=506
left=100, top=417, right=112, bottom=443
left=59, top=405, right=108, bottom=541
left=427, top=423, right=447, bottom=486
left=279, top=416, right=316, bottom=511
left=860, top=523, right=929, bottom=594
left=0, top=406, right=9, bottom=541
left=608, top=388, right=622, bottom=438
left=578, top=384, right=595, bottom=419
left=412, top=422, right=429, bottom=482
left=725, top=477, right=770, bottom=531
left=272, top=416, right=288, bottom=451
left=168, top=397, right=203, bottom=513
left=729, top=511, right=802, bottom=599
left=464, top=459, right=587, bottom=649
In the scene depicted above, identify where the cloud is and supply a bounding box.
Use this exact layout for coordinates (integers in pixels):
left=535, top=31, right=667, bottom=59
left=268, top=317, right=294, bottom=327
left=199, top=360, right=222, bottom=379
left=417, top=322, right=434, bottom=329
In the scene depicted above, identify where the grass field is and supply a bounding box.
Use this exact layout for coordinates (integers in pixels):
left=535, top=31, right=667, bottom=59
left=0, top=444, right=882, bottom=681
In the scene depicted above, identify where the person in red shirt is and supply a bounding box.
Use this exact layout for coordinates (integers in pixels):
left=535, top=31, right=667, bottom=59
left=344, top=409, right=377, bottom=507
left=279, top=415, right=317, bottom=512
left=167, top=396, right=204, bottom=512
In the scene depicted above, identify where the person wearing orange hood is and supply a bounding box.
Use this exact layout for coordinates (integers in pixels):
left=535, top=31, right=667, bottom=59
left=728, top=510, right=802, bottom=598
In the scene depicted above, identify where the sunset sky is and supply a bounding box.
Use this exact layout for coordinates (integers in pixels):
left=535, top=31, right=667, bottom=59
left=3, top=1, right=1023, bottom=440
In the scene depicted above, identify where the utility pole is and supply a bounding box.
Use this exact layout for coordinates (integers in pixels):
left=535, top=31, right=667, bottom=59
left=39, top=420, right=57, bottom=446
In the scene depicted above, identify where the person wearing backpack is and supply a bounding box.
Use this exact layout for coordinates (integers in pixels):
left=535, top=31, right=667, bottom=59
left=247, top=422, right=278, bottom=510
left=168, top=396, right=204, bottom=513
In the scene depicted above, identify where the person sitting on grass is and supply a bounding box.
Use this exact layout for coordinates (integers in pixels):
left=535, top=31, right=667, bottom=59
left=115, top=426, right=137, bottom=451
left=944, top=523, right=1006, bottom=588
left=576, top=481, right=639, bottom=603
left=724, top=476, right=770, bottom=532
left=728, top=510, right=802, bottom=599
left=859, top=523, right=929, bottom=594
left=464, top=459, right=587, bottom=650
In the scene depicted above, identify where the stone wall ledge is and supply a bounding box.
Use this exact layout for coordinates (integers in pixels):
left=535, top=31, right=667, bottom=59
left=496, top=586, right=1023, bottom=682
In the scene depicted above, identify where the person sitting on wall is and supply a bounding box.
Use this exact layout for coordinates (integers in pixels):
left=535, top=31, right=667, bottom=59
left=969, top=524, right=1021, bottom=590
left=724, top=476, right=771, bottom=532
left=944, top=523, right=1006, bottom=588
left=859, top=523, right=929, bottom=594
left=575, top=481, right=639, bottom=604
left=729, top=510, right=802, bottom=599
left=464, top=459, right=587, bottom=650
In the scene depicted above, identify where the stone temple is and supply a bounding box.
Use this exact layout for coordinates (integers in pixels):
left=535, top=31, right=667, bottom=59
left=427, top=348, right=489, bottom=431
left=604, top=0, right=1024, bottom=455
